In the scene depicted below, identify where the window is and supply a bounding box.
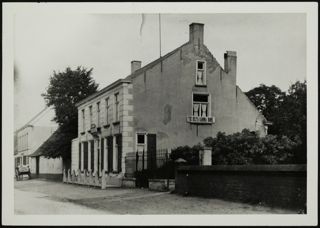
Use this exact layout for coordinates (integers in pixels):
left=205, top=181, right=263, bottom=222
left=136, top=133, right=146, bottom=152
left=196, top=60, right=206, bottom=86
left=105, top=98, right=109, bottom=124
left=81, top=109, right=85, bottom=131
left=23, top=156, right=27, bottom=165
left=137, top=134, right=145, bottom=144
left=97, top=102, right=100, bottom=126
left=114, top=93, right=119, bottom=122
left=193, top=94, right=209, bottom=117
left=89, top=106, right=93, bottom=128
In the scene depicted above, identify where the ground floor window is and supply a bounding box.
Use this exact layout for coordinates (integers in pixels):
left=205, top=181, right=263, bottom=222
left=80, top=135, right=122, bottom=174
left=136, top=133, right=146, bottom=152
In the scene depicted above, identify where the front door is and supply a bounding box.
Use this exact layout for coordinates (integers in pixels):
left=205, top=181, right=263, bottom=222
left=107, top=136, right=113, bottom=173
left=147, top=134, right=157, bottom=171
left=36, top=156, right=40, bottom=175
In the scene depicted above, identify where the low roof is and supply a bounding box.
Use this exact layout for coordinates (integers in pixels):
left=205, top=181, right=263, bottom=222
left=28, top=130, right=59, bottom=157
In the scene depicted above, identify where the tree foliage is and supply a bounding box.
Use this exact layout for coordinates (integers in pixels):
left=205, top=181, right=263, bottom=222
left=41, top=67, right=99, bottom=161
left=245, top=84, right=285, bottom=135
left=203, top=129, right=301, bottom=165
left=245, top=81, right=306, bottom=140
left=170, top=144, right=202, bottom=165
left=245, top=80, right=306, bottom=163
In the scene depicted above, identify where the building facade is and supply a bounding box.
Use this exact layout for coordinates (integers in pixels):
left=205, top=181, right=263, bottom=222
left=71, top=23, right=268, bottom=177
left=14, top=108, right=62, bottom=177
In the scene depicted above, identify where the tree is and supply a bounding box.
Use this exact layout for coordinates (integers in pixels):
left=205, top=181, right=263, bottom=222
left=246, top=81, right=307, bottom=163
left=245, top=84, right=285, bottom=135
left=41, top=67, right=99, bottom=164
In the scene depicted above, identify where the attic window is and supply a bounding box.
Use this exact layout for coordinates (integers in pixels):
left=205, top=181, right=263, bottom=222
left=196, top=60, right=206, bottom=86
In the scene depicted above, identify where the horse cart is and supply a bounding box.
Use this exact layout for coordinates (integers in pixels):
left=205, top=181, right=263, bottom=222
left=15, top=165, right=31, bottom=181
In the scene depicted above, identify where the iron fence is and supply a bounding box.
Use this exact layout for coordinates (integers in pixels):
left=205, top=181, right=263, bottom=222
left=124, top=149, right=175, bottom=179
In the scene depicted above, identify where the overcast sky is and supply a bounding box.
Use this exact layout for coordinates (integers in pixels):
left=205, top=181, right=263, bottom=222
left=14, top=13, right=306, bottom=130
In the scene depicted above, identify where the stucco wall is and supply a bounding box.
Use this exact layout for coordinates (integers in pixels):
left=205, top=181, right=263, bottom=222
left=30, top=156, right=63, bottom=174
left=131, top=42, right=266, bottom=150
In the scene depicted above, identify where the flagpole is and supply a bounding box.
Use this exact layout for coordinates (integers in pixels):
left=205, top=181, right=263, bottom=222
left=159, top=13, right=162, bottom=58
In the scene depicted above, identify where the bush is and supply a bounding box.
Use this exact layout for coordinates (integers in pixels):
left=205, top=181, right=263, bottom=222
left=203, top=129, right=301, bottom=165
left=170, top=144, right=202, bottom=165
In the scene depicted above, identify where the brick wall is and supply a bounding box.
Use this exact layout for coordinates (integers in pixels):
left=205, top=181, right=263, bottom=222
left=175, top=165, right=306, bottom=210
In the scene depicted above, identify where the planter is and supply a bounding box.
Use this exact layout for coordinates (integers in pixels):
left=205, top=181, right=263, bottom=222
left=149, top=179, right=175, bottom=192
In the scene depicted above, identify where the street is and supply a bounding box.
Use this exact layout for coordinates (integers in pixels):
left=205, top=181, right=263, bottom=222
left=14, top=178, right=297, bottom=214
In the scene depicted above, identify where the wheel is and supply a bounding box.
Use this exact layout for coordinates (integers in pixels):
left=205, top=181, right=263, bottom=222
left=15, top=170, right=20, bottom=181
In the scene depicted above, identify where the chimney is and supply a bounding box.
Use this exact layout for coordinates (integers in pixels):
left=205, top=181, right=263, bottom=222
left=131, top=60, right=141, bottom=73
left=224, top=51, right=237, bottom=85
left=189, top=23, right=204, bottom=47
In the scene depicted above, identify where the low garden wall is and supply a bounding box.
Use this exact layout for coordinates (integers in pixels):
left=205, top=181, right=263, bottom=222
left=63, top=169, right=123, bottom=189
left=175, top=164, right=306, bottom=210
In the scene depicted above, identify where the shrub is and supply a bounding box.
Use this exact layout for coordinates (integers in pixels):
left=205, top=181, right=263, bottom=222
left=204, top=129, right=302, bottom=165
left=170, top=144, right=202, bottom=165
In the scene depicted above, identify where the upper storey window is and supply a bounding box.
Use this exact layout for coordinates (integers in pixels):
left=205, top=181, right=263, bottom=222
left=114, top=93, right=119, bottom=122
left=196, top=60, right=206, bottom=86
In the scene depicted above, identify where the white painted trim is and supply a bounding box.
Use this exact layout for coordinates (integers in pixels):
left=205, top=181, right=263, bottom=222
left=195, top=60, right=207, bottom=86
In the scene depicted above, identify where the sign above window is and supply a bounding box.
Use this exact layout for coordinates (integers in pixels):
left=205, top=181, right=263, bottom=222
left=187, top=116, right=215, bottom=124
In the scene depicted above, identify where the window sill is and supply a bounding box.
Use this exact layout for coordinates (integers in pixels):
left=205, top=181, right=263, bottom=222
left=195, top=84, right=207, bottom=87
left=113, top=121, right=120, bottom=125
left=187, top=116, right=215, bottom=124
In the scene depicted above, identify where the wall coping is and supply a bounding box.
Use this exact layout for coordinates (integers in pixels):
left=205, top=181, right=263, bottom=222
left=177, top=164, right=306, bottom=172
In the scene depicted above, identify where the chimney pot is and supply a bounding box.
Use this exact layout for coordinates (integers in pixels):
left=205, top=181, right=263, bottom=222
left=131, top=60, right=141, bottom=73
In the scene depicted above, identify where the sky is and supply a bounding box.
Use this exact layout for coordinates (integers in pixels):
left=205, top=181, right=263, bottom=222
left=14, top=13, right=306, bottom=130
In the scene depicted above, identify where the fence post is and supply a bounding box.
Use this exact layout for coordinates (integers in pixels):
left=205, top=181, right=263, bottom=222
left=166, top=149, right=169, bottom=190
left=136, top=150, right=139, bottom=172
left=142, top=149, right=145, bottom=171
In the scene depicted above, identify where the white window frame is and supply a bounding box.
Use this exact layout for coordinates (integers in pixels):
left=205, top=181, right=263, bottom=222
left=105, top=97, right=109, bottom=125
left=97, top=102, right=100, bottom=127
left=136, top=132, right=147, bottom=152
left=81, top=109, right=85, bottom=132
left=195, top=60, right=207, bottom=86
left=114, top=93, right=120, bottom=122
left=191, top=92, right=211, bottom=118
left=89, top=105, right=93, bottom=128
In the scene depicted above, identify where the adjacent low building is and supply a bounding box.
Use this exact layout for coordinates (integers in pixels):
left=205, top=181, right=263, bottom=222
left=14, top=107, right=63, bottom=178
left=71, top=23, right=269, bottom=177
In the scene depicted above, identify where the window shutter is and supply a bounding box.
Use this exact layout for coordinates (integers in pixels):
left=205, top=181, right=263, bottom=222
left=116, top=134, right=122, bottom=172
left=90, top=141, right=94, bottom=171
left=79, top=143, right=81, bottom=170
left=101, top=138, right=104, bottom=171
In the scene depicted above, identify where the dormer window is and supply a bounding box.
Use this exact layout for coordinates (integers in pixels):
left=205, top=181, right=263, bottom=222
left=196, top=60, right=206, bottom=86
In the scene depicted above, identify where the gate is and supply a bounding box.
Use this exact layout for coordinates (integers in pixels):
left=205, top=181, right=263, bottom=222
left=125, top=149, right=174, bottom=188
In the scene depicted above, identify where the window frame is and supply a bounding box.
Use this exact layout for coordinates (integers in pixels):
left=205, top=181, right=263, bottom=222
left=97, top=101, right=100, bottom=127
left=191, top=92, right=211, bottom=118
left=105, top=97, right=109, bottom=125
left=114, top=93, right=120, bottom=122
left=81, top=109, right=85, bottom=132
left=195, top=60, right=207, bottom=86
left=89, top=105, right=93, bottom=128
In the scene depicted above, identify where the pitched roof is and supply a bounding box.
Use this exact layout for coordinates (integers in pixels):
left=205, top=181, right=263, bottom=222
left=28, top=130, right=60, bottom=157
left=125, top=42, right=189, bottom=80
left=75, top=42, right=190, bottom=108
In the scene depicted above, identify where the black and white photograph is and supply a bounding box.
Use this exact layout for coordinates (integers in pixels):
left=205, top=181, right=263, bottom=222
left=2, top=2, right=318, bottom=226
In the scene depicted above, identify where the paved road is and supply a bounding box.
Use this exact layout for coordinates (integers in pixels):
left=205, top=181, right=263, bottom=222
left=14, top=179, right=297, bottom=214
